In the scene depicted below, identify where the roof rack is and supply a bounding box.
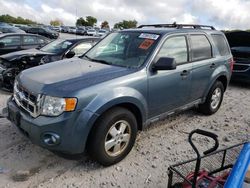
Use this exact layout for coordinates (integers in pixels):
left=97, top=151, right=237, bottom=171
left=137, top=23, right=216, bottom=30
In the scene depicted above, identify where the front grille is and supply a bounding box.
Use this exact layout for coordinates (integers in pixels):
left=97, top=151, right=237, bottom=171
left=13, top=82, right=43, bottom=118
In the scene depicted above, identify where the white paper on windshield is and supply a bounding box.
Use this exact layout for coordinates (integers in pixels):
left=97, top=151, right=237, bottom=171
left=64, top=41, right=72, bottom=45
left=139, top=33, right=159, bottom=40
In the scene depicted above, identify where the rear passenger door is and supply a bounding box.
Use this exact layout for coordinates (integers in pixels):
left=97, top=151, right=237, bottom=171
left=21, top=35, right=39, bottom=50
left=148, top=35, right=192, bottom=118
left=188, top=34, right=216, bottom=101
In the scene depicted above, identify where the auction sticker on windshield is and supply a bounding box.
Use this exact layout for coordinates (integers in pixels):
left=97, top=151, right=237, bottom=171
left=139, top=33, right=159, bottom=40
left=139, top=39, right=154, bottom=50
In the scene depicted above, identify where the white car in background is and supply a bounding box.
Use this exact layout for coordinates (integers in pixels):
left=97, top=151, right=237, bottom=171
left=69, top=26, right=77, bottom=34
left=87, top=29, right=96, bottom=36
left=97, top=29, right=108, bottom=37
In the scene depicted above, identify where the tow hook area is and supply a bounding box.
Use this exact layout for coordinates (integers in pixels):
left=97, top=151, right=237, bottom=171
left=42, top=132, right=61, bottom=146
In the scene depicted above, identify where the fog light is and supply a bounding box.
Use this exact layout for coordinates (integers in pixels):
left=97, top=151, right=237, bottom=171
left=42, top=133, right=60, bottom=146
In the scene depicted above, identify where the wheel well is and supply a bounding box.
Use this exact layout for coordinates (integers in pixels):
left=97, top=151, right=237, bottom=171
left=116, top=103, right=143, bottom=131
left=217, top=75, right=228, bottom=91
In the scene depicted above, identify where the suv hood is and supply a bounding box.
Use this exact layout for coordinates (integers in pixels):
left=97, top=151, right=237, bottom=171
left=0, top=48, right=54, bottom=61
left=18, top=58, right=135, bottom=95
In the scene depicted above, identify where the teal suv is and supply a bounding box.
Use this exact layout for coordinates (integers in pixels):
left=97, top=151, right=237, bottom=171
left=5, top=24, right=233, bottom=165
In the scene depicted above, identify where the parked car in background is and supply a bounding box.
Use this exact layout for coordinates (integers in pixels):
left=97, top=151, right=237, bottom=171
left=0, top=37, right=99, bottom=90
left=5, top=24, right=233, bottom=165
left=97, top=29, right=108, bottom=37
left=52, top=26, right=61, bottom=32
left=26, top=27, right=59, bottom=39
left=0, top=33, right=50, bottom=55
left=76, top=27, right=86, bottom=35
left=61, top=26, right=70, bottom=33
left=0, top=26, right=26, bottom=34
left=13, top=24, right=31, bottom=32
left=87, top=29, right=97, bottom=36
left=225, top=31, right=250, bottom=83
left=69, top=27, right=77, bottom=34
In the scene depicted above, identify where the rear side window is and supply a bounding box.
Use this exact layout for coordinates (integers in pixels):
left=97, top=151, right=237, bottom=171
left=190, top=35, right=212, bottom=61
left=23, top=35, right=38, bottom=45
left=211, top=34, right=231, bottom=56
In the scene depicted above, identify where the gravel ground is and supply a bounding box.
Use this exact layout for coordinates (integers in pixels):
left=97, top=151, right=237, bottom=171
left=0, top=82, right=249, bottom=188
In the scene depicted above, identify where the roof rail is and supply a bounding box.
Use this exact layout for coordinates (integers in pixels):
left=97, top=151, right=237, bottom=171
left=138, top=23, right=216, bottom=30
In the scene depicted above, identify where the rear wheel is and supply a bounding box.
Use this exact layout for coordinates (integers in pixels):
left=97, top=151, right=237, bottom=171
left=198, top=81, right=224, bottom=115
left=88, top=107, right=137, bottom=166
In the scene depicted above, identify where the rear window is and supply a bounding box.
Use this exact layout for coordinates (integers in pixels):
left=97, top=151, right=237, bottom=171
left=211, top=34, right=231, bottom=56
left=190, top=35, right=212, bottom=61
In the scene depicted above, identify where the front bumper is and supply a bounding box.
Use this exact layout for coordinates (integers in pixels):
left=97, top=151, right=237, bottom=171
left=6, top=97, right=98, bottom=154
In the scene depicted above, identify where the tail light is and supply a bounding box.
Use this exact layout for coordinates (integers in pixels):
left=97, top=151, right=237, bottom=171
left=229, top=58, right=235, bottom=72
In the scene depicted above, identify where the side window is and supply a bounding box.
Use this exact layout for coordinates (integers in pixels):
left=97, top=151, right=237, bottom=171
left=39, top=29, right=45, bottom=33
left=37, top=37, right=46, bottom=44
left=211, top=34, right=230, bottom=56
left=23, top=35, right=38, bottom=45
left=190, top=35, right=212, bottom=61
left=156, top=36, right=188, bottom=64
left=0, top=36, right=21, bottom=46
left=71, top=42, right=93, bottom=56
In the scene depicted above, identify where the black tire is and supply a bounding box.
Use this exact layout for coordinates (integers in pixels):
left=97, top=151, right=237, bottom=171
left=198, top=81, right=224, bottom=115
left=87, top=107, right=137, bottom=166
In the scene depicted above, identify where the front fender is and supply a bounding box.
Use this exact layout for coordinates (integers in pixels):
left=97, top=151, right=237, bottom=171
left=73, top=87, right=148, bottom=153
left=85, top=87, right=148, bottom=124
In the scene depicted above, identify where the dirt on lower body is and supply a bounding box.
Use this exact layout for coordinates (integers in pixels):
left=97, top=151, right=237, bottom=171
left=0, top=82, right=249, bottom=188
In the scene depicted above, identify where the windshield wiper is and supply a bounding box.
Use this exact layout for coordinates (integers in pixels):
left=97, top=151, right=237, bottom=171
left=83, top=55, right=112, bottom=65
left=83, top=55, right=93, bottom=61
left=91, top=59, right=112, bottom=65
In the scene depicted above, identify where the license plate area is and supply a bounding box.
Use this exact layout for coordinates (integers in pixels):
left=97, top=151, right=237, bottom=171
left=8, top=101, right=21, bottom=126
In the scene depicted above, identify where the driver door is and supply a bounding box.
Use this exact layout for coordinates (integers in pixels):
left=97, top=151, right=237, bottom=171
left=148, top=35, right=192, bottom=118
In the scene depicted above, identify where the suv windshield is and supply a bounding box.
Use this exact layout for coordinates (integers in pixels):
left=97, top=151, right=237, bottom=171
left=40, top=40, right=73, bottom=54
left=84, top=32, right=160, bottom=68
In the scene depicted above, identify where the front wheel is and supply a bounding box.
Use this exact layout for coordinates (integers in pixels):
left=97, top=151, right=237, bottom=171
left=87, top=107, right=137, bottom=166
left=198, top=81, right=224, bottom=115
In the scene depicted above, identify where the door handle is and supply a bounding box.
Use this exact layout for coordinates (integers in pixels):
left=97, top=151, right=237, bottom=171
left=210, top=63, right=216, bottom=69
left=180, top=70, right=189, bottom=76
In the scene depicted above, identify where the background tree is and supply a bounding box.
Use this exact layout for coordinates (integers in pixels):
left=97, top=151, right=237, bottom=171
left=101, top=21, right=110, bottom=29
left=0, top=14, right=36, bottom=25
left=76, top=17, right=88, bottom=26
left=76, top=16, right=97, bottom=26
left=50, top=19, right=63, bottom=26
left=114, top=20, right=137, bottom=29
left=86, top=16, right=97, bottom=27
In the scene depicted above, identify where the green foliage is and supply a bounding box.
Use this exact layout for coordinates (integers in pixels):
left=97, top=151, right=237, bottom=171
left=50, top=19, right=63, bottom=26
left=76, top=16, right=97, bottom=27
left=86, top=16, right=97, bottom=27
left=114, top=20, right=137, bottom=29
left=0, top=14, right=36, bottom=25
left=101, top=21, right=109, bottom=29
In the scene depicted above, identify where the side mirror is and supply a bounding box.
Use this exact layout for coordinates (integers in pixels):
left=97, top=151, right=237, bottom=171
left=152, top=57, right=177, bottom=71
left=65, top=51, right=75, bottom=58
left=0, top=42, right=5, bottom=48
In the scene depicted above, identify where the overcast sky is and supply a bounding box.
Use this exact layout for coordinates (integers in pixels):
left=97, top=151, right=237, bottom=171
left=0, top=0, right=250, bottom=29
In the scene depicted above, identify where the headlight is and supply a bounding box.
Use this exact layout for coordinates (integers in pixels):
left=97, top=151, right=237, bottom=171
left=41, top=96, right=77, bottom=116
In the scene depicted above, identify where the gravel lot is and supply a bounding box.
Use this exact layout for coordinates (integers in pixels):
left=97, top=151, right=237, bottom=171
left=0, top=81, right=249, bottom=188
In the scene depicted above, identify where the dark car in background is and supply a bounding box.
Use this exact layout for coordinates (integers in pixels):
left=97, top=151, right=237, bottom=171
left=0, top=37, right=99, bottom=90
left=0, top=26, right=26, bottom=34
left=26, top=27, right=59, bottom=39
left=225, top=31, right=250, bottom=83
left=0, top=33, right=50, bottom=55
